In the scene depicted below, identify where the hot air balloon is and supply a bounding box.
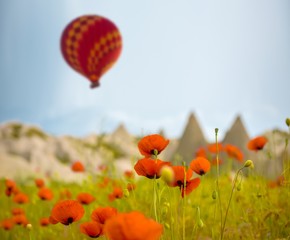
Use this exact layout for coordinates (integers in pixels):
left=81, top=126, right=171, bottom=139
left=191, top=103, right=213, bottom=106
left=60, top=15, right=122, bottom=88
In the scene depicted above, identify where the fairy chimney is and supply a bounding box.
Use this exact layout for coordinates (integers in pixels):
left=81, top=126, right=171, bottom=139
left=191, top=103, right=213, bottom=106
left=173, top=113, right=207, bottom=164
left=222, top=115, right=252, bottom=160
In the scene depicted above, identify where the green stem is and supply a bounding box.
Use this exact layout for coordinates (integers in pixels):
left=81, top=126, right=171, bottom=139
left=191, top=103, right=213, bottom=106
left=215, top=129, right=223, bottom=240
left=182, top=162, right=187, bottom=240
left=221, top=167, right=244, bottom=240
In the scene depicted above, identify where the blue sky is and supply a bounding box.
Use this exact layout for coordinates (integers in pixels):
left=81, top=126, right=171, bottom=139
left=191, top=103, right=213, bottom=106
left=0, top=0, right=289, bottom=141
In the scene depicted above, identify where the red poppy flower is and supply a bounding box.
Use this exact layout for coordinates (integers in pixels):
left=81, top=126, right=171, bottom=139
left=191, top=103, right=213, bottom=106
left=77, top=193, right=95, bottom=205
left=190, top=157, right=211, bottom=176
left=98, top=177, right=111, bottom=188
left=12, top=214, right=29, bottom=226
left=13, top=193, right=29, bottom=204
left=195, top=147, right=207, bottom=158
left=5, top=179, right=17, bottom=197
left=171, top=166, right=201, bottom=198
left=71, top=161, right=85, bottom=172
left=11, top=208, right=25, bottom=216
left=59, top=189, right=72, bottom=199
left=127, top=183, right=136, bottom=191
left=134, top=158, right=171, bottom=179
left=211, top=158, right=223, bottom=166
left=224, top=144, right=243, bottom=162
left=138, top=134, right=169, bottom=157
left=124, top=170, right=134, bottom=179
left=207, top=143, right=223, bottom=154
left=38, top=188, right=54, bottom=201
left=91, top=207, right=118, bottom=224
left=108, top=187, right=123, bottom=202
left=104, top=211, right=163, bottom=240
left=247, top=136, right=268, bottom=151
left=49, top=215, right=59, bottom=225
left=50, top=200, right=85, bottom=225
left=40, top=218, right=50, bottom=226
left=1, top=219, right=14, bottom=230
left=35, top=178, right=45, bottom=188
left=80, top=221, right=103, bottom=238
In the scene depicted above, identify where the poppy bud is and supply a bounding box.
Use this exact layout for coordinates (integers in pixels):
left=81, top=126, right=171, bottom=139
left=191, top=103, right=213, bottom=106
left=198, top=219, right=204, bottom=228
left=165, top=223, right=170, bottom=229
left=212, top=190, right=217, bottom=200
left=286, top=118, right=290, bottom=127
left=160, top=166, right=174, bottom=184
left=26, top=224, right=32, bottom=230
left=163, top=202, right=170, bottom=208
left=215, top=128, right=219, bottom=134
left=237, top=183, right=242, bottom=191
left=244, top=160, right=254, bottom=169
left=123, top=189, right=130, bottom=198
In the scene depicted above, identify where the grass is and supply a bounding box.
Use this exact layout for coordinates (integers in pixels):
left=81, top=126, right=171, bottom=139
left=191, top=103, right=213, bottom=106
left=0, top=169, right=289, bottom=239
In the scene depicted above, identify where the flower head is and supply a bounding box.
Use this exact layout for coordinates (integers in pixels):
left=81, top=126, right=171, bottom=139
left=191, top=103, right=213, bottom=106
left=224, top=144, right=243, bottom=162
left=171, top=166, right=200, bottom=197
left=138, top=134, right=169, bottom=157
left=71, top=161, right=85, bottom=172
left=134, top=158, right=171, bottom=179
left=190, top=157, right=211, bottom=176
left=1, top=219, right=14, bottom=230
left=40, top=218, right=50, bottom=227
left=35, top=178, right=45, bottom=188
left=80, top=221, right=103, bottom=238
left=38, top=188, right=54, bottom=201
left=77, top=193, right=95, bottom=205
left=50, top=200, right=84, bottom=225
left=13, top=193, right=29, bottom=204
left=247, top=136, right=268, bottom=151
left=104, top=211, right=163, bottom=240
left=108, top=188, right=123, bottom=202
left=91, top=207, right=118, bottom=224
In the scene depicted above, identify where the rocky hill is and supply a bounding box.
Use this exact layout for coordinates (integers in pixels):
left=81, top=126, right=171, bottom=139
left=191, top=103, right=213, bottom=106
left=0, top=114, right=289, bottom=181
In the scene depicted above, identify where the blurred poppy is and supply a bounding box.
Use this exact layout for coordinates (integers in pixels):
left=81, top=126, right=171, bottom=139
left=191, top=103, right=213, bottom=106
left=49, top=215, right=59, bottom=225
left=190, top=157, right=211, bottom=176
left=104, top=211, right=163, bottom=240
left=98, top=177, right=111, bottom=188
left=127, top=183, right=136, bottom=191
left=11, top=208, right=25, bottom=216
left=1, top=219, right=14, bottom=230
left=171, top=166, right=200, bottom=198
left=80, top=221, right=103, bottom=238
left=38, top=188, right=54, bottom=201
left=77, top=193, right=95, bottom=205
left=124, top=170, right=134, bottom=179
left=13, top=193, right=29, bottom=204
left=134, top=158, right=171, bottom=179
left=224, top=144, right=243, bottom=162
left=211, top=158, right=223, bottom=166
left=108, top=187, right=123, bottom=201
left=35, top=178, right=45, bottom=188
left=91, top=207, right=118, bottom=224
left=60, top=189, right=72, bottom=200
left=5, top=179, right=17, bottom=197
left=50, top=200, right=85, bottom=225
left=247, top=136, right=268, bottom=151
left=195, top=147, right=207, bottom=158
left=40, top=218, right=50, bottom=227
left=207, top=143, right=223, bottom=154
left=13, top=214, right=28, bottom=226
left=138, top=134, right=169, bottom=157
left=71, top=161, right=85, bottom=172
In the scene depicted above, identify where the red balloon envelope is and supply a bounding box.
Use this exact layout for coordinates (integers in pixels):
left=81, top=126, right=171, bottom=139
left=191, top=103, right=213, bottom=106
left=61, top=15, right=122, bottom=88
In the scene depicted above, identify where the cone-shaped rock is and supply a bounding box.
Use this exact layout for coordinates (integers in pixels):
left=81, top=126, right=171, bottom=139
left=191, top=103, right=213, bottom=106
left=110, top=123, right=132, bottom=143
left=222, top=115, right=252, bottom=160
left=173, top=113, right=207, bottom=164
